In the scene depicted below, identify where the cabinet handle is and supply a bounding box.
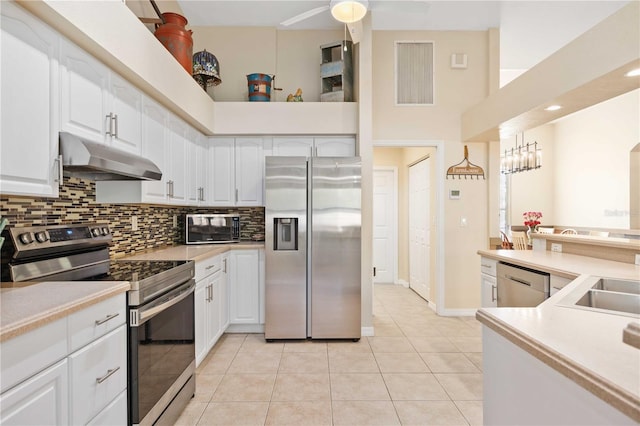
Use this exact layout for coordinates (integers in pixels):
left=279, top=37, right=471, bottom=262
left=167, top=180, right=174, bottom=198
left=105, top=113, right=113, bottom=136
left=491, top=285, right=497, bottom=302
left=96, top=366, right=120, bottom=384
left=481, top=264, right=492, bottom=269
left=205, top=264, right=215, bottom=270
left=54, top=154, right=63, bottom=183
left=113, top=114, right=118, bottom=138
left=95, top=313, right=120, bottom=325
left=235, top=188, right=238, bottom=203
left=223, top=258, right=227, bottom=273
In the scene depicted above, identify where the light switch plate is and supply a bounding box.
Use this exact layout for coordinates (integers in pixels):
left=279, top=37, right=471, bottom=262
left=173, top=214, right=178, bottom=228
left=635, top=254, right=640, bottom=265
left=551, top=243, right=562, bottom=253
left=131, top=216, right=138, bottom=231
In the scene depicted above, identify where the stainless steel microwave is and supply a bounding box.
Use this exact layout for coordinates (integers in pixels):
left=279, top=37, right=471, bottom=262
left=185, top=214, right=240, bottom=244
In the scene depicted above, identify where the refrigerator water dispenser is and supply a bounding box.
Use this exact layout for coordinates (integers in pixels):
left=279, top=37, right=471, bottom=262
left=274, top=218, right=298, bottom=250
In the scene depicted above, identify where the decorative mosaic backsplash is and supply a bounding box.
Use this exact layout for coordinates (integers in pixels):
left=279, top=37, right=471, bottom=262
left=0, top=177, right=265, bottom=258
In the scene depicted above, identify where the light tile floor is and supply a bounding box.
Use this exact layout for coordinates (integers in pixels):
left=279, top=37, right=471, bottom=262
left=177, top=284, right=483, bottom=425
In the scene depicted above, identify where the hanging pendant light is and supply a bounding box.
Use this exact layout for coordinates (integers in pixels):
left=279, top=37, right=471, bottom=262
left=500, top=132, right=543, bottom=174
left=330, top=0, right=368, bottom=23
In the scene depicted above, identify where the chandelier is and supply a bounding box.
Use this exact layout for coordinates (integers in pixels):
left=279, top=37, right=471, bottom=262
left=500, top=133, right=542, bottom=174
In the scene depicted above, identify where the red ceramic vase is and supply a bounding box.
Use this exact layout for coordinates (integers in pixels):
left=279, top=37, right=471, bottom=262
left=154, top=12, right=193, bottom=74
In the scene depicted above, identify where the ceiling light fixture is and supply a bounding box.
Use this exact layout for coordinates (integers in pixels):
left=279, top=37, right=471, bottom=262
left=501, top=132, right=542, bottom=174
left=330, top=0, right=368, bottom=23
left=545, top=105, right=562, bottom=111
left=625, top=68, right=640, bottom=77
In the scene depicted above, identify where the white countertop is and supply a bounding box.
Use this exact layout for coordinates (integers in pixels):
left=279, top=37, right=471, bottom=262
left=478, top=248, right=640, bottom=280
left=123, top=242, right=264, bottom=262
left=0, top=281, right=129, bottom=342
left=476, top=249, right=640, bottom=421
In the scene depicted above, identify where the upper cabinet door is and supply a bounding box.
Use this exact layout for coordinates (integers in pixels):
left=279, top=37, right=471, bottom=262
left=235, top=138, right=263, bottom=206
left=167, top=116, right=188, bottom=204
left=0, top=2, right=60, bottom=197
left=140, top=96, right=168, bottom=203
left=314, top=136, right=356, bottom=157
left=208, top=137, right=235, bottom=206
left=272, top=137, right=314, bottom=157
left=60, top=38, right=109, bottom=144
left=109, top=74, right=142, bottom=154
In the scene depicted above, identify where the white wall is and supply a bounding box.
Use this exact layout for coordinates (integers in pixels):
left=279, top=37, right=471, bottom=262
left=191, top=27, right=344, bottom=102
left=372, top=30, right=490, bottom=311
left=553, top=89, right=639, bottom=228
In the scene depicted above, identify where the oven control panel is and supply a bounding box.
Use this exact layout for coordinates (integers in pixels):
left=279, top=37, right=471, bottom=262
left=4, top=223, right=112, bottom=258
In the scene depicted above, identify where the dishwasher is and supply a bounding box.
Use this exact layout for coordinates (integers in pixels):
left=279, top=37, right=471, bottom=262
left=497, top=262, right=550, bottom=307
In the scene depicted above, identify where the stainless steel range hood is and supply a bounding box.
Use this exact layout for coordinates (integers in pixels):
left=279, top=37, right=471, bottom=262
left=59, top=132, right=162, bottom=181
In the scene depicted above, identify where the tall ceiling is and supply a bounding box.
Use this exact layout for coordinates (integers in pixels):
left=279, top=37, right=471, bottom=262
left=175, top=0, right=629, bottom=69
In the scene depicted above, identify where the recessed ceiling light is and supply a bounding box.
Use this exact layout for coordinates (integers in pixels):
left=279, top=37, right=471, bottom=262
left=625, top=68, right=640, bottom=77
left=545, top=105, right=562, bottom=111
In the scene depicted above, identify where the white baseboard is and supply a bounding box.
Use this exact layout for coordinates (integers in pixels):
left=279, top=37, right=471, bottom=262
left=396, top=279, right=409, bottom=288
left=361, top=326, right=374, bottom=337
left=428, top=301, right=437, bottom=312
left=225, top=324, right=265, bottom=333
left=437, top=308, right=478, bottom=317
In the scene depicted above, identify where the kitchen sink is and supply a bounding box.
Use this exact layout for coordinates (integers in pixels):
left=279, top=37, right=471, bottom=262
left=558, top=276, right=640, bottom=318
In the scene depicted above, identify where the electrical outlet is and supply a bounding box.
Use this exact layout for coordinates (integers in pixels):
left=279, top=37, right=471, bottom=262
left=173, top=214, right=178, bottom=228
left=551, top=243, right=562, bottom=253
left=131, top=216, right=138, bottom=231
left=635, top=254, right=640, bottom=265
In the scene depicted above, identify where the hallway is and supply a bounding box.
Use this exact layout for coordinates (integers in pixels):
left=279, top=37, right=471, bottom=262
left=176, top=284, right=483, bottom=425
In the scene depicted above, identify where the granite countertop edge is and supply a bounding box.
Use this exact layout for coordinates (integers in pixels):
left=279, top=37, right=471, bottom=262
left=1, top=281, right=130, bottom=343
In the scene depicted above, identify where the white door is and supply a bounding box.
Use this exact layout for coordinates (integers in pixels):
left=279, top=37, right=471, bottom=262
left=166, top=116, right=187, bottom=204
left=373, top=168, right=397, bottom=284
left=409, top=157, right=431, bottom=301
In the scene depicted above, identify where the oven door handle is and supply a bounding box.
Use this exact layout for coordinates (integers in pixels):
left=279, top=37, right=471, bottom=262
left=130, top=280, right=195, bottom=327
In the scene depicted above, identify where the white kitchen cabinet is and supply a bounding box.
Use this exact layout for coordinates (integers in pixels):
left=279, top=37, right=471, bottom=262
left=187, top=130, right=207, bottom=205
left=208, top=137, right=263, bottom=206
left=0, top=359, right=68, bottom=425
left=109, top=73, right=142, bottom=154
left=221, top=252, right=230, bottom=331
left=229, top=249, right=261, bottom=325
left=60, top=38, right=142, bottom=154
left=166, top=116, right=188, bottom=204
left=0, top=293, right=126, bottom=426
left=0, top=2, right=61, bottom=197
left=59, top=38, right=109, bottom=144
left=314, top=136, right=356, bottom=157
left=139, top=96, right=169, bottom=203
left=195, top=254, right=224, bottom=366
left=272, top=136, right=355, bottom=157
left=480, top=257, right=498, bottom=307
left=235, top=138, right=264, bottom=205
left=68, top=325, right=127, bottom=425
left=86, top=389, right=127, bottom=426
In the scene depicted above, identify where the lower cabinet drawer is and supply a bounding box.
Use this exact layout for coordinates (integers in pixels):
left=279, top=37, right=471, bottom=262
left=87, top=389, right=127, bottom=426
left=68, top=325, right=127, bottom=425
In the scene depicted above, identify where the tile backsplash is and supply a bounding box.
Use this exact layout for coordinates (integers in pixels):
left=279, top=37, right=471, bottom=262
left=0, top=177, right=265, bottom=258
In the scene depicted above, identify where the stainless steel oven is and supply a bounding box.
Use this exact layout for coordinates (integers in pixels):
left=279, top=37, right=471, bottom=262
left=185, top=214, right=240, bottom=244
left=1, top=223, right=196, bottom=426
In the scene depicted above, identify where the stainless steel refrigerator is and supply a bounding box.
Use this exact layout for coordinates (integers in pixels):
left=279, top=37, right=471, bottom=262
left=265, top=156, right=361, bottom=340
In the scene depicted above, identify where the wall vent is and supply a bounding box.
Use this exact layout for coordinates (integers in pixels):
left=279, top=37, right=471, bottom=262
left=395, top=41, right=434, bottom=105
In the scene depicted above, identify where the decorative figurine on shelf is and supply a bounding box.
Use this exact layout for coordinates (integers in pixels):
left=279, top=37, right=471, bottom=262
left=192, top=49, right=222, bottom=91
left=286, top=88, right=303, bottom=102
